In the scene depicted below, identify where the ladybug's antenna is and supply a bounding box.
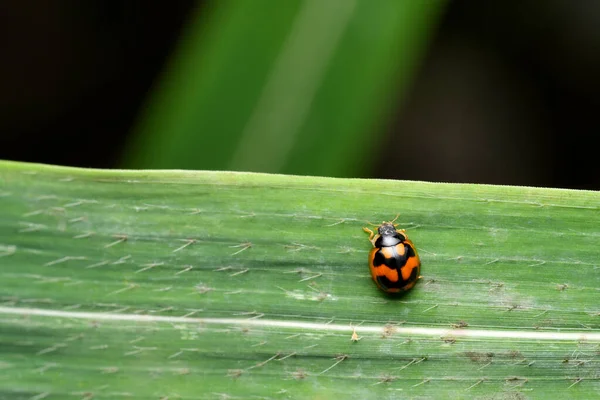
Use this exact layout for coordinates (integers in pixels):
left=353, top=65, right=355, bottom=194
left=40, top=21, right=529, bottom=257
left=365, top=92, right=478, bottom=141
left=366, top=214, right=400, bottom=227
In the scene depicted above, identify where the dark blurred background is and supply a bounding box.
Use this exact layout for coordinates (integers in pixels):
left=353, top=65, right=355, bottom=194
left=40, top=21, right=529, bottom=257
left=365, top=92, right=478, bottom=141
left=1, top=0, right=599, bottom=189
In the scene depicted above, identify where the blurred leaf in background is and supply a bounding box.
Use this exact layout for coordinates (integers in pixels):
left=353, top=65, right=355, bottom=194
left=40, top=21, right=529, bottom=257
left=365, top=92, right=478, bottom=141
left=123, top=0, right=446, bottom=177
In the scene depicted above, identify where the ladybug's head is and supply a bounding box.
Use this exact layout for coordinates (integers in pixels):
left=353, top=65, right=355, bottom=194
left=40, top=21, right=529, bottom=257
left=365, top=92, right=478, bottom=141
left=377, top=223, right=397, bottom=237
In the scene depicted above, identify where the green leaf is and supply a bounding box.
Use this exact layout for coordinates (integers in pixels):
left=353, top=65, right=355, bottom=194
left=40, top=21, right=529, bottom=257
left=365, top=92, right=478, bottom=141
left=122, top=0, right=445, bottom=176
left=1, top=160, right=599, bottom=399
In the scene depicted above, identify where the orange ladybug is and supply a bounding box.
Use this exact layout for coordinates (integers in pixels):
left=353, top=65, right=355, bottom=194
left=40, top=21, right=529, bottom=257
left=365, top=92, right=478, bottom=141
left=363, top=217, right=421, bottom=293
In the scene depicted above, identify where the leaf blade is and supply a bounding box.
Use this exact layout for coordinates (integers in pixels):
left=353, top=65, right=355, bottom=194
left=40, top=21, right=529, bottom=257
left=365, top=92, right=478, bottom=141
left=1, top=160, right=599, bottom=398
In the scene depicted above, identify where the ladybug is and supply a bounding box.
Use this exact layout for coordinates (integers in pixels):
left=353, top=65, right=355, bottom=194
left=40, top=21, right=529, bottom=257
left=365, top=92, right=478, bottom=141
left=363, top=217, right=421, bottom=293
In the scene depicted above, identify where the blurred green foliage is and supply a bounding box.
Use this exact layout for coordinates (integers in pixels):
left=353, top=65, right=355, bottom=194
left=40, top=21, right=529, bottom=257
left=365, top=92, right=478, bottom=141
left=123, top=0, right=445, bottom=176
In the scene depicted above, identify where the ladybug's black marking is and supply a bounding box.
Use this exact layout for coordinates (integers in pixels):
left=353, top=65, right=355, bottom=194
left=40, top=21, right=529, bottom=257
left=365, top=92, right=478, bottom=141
left=372, top=243, right=412, bottom=269
left=376, top=264, right=419, bottom=291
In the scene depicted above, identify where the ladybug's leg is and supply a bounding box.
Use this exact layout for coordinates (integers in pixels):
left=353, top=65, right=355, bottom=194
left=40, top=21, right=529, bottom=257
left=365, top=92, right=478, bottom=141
left=362, top=227, right=377, bottom=247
